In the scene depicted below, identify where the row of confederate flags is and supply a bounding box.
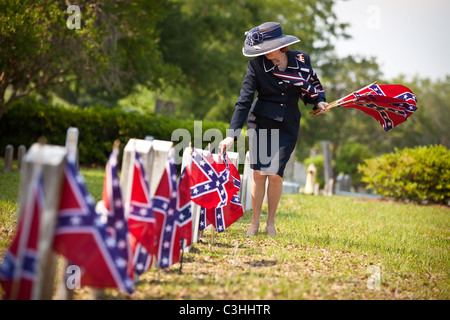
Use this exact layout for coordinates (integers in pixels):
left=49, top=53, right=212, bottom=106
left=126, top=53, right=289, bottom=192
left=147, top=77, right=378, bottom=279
left=0, top=143, right=243, bottom=299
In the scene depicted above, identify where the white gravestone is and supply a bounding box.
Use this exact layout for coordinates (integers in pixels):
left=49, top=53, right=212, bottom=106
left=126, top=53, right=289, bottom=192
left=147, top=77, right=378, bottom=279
left=304, top=163, right=317, bottom=195
left=56, top=127, right=79, bottom=300
left=120, top=138, right=173, bottom=200
left=322, top=140, right=334, bottom=196
left=19, top=142, right=67, bottom=300
left=4, top=144, right=13, bottom=173
left=17, top=145, right=26, bottom=171
left=241, top=151, right=253, bottom=211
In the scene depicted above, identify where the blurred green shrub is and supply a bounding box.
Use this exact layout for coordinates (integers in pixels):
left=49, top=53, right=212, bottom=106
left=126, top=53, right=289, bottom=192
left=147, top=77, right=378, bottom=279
left=358, top=145, right=450, bottom=204
left=0, top=98, right=230, bottom=165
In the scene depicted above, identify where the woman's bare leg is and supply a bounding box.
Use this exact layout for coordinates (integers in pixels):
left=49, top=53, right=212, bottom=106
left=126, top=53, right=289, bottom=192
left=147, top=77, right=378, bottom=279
left=266, top=174, right=283, bottom=235
left=246, top=170, right=267, bottom=235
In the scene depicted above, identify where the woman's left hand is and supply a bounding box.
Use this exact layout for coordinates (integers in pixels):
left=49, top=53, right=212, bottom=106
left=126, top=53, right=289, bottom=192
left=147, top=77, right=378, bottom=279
left=317, top=101, right=329, bottom=114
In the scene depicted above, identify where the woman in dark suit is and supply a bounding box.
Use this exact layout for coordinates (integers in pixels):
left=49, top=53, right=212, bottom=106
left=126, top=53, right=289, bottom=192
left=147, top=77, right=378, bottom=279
left=219, top=22, right=328, bottom=236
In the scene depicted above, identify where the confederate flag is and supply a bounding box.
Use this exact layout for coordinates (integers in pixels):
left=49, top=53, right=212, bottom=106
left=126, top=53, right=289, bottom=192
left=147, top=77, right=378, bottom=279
left=199, top=154, right=243, bottom=233
left=53, top=160, right=133, bottom=294
left=152, top=149, right=192, bottom=268
left=125, top=151, right=156, bottom=273
left=94, top=147, right=133, bottom=284
left=189, top=148, right=236, bottom=209
left=0, top=170, right=44, bottom=299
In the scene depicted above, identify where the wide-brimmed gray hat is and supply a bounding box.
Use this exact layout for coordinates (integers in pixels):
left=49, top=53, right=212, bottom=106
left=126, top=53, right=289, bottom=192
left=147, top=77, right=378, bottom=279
left=242, top=22, right=300, bottom=57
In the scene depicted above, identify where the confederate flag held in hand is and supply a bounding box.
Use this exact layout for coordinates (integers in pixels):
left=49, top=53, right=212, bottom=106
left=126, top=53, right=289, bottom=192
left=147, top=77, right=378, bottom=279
left=0, top=169, right=44, bottom=300
left=53, top=160, right=134, bottom=294
left=152, top=149, right=192, bottom=269
left=310, top=82, right=417, bottom=132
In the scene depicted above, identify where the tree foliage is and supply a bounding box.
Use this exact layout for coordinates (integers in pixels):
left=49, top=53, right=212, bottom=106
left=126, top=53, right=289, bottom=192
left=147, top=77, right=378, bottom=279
left=1, top=0, right=448, bottom=183
left=0, top=0, right=176, bottom=115
left=157, top=0, right=349, bottom=120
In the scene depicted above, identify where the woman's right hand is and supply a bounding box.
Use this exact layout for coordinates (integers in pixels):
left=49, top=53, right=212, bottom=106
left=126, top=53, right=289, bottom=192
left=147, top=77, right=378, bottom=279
left=219, top=137, right=234, bottom=155
left=317, top=101, right=329, bottom=114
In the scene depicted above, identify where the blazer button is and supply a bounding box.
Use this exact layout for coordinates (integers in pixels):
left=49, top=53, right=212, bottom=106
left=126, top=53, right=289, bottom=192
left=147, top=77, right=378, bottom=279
left=280, top=103, right=285, bottom=107
left=281, top=93, right=285, bottom=96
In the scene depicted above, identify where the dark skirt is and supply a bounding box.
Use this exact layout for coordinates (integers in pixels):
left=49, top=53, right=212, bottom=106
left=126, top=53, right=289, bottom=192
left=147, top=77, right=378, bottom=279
left=247, top=111, right=300, bottom=177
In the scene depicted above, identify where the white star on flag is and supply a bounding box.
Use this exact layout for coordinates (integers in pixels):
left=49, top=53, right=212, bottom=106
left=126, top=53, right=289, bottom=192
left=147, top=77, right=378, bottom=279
left=115, top=220, right=124, bottom=229
left=115, top=257, right=127, bottom=268
left=76, top=174, right=85, bottom=184
left=70, top=216, right=82, bottom=226
left=105, top=236, right=116, bottom=248
left=86, top=194, right=95, bottom=205
left=117, top=239, right=127, bottom=249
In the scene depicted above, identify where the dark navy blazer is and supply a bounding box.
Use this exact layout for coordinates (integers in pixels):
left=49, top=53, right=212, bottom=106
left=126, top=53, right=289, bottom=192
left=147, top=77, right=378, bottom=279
left=227, top=50, right=326, bottom=138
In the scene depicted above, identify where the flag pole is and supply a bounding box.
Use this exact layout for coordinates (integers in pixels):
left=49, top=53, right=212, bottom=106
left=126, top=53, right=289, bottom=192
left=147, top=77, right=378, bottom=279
left=210, top=226, right=215, bottom=250
left=179, top=238, right=185, bottom=274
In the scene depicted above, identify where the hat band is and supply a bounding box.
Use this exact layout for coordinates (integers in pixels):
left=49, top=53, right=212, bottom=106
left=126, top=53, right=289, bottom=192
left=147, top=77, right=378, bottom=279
left=244, top=25, right=283, bottom=47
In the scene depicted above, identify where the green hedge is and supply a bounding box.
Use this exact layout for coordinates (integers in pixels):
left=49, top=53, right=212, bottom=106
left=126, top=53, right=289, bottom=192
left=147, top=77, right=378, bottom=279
left=0, top=98, right=231, bottom=165
left=358, top=145, right=450, bottom=204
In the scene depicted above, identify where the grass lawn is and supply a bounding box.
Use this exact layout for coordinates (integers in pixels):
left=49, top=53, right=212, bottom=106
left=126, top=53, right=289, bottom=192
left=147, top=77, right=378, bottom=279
left=0, top=158, right=449, bottom=300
